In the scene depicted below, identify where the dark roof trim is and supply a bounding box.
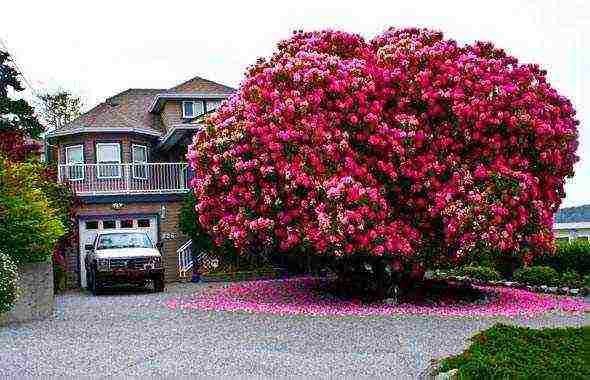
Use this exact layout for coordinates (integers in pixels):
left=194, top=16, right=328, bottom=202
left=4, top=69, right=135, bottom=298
left=45, top=127, right=162, bottom=139
left=158, top=124, right=204, bottom=151
left=149, top=93, right=232, bottom=113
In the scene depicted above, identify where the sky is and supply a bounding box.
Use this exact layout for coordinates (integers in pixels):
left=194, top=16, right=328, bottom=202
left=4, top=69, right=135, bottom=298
left=2, top=0, right=588, bottom=208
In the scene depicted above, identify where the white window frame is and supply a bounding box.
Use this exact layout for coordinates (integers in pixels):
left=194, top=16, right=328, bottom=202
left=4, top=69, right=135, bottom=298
left=65, top=145, right=84, bottom=181
left=132, top=144, right=148, bottom=180
left=182, top=100, right=204, bottom=119
left=96, top=142, right=122, bottom=179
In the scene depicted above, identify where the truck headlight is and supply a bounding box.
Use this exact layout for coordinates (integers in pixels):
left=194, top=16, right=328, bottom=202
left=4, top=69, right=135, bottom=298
left=149, top=257, right=162, bottom=268
left=97, top=258, right=110, bottom=271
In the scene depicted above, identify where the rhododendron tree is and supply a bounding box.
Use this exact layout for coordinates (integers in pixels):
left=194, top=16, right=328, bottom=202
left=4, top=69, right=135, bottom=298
left=187, top=28, right=578, bottom=289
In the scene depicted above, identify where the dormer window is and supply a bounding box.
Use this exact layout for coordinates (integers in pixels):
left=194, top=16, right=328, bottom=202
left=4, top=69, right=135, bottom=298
left=182, top=100, right=204, bottom=119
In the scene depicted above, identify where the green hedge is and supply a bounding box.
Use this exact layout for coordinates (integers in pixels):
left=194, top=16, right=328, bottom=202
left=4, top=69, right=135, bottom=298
left=0, top=251, right=18, bottom=314
left=458, top=266, right=501, bottom=282
left=513, top=266, right=559, bottom=286
left=439, top=324, right=590, bottom=379
left=533, top=240, right=590, bottom=276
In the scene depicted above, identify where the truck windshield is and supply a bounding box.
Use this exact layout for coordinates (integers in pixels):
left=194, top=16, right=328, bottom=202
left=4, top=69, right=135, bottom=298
left=97, top=233, right=153, bottom=250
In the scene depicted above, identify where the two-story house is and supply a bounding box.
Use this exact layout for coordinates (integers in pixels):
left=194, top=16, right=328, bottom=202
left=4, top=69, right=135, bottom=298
left=44, top=76, right=235, bottom=288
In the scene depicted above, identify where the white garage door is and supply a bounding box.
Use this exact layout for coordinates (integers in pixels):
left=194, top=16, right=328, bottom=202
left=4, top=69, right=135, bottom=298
left=78, top=216, right=158, bottom=288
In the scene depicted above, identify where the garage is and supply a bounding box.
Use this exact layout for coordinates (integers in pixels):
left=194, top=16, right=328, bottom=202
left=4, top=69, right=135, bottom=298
left=78, top=215, right=159, bottom=288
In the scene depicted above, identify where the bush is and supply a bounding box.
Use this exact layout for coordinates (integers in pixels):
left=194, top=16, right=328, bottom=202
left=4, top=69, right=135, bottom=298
left=560, top=270, right=582, bottom=288
left=187, top=28, right=578, bottom=280
left=0, top=157, right=66, bottom=265
left=533, top=240, right=590, bottom=276
left=439, top=324, right=590, bottom=379
left=513, top=266, right=559, bottom=286
left=584, top=274, right=590, bottom=288
left=458, top=266, right=501, bottom=282
left=0, top=251, right=18, bottom=314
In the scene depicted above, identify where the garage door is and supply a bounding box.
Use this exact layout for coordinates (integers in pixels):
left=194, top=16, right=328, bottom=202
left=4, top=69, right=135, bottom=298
left=78, top=216, right=158, bottom=288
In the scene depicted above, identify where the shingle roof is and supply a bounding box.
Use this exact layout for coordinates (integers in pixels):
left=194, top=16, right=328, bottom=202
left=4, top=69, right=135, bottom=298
left=51, top=88, right=165, bottom=135
left=48, top=76, right=235, bottom=136
left=555, top=205, right=590, bottom=223
left=168, top=75, right=235, bottom=94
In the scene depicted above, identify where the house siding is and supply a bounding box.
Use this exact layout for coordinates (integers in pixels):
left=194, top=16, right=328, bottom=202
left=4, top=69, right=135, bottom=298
left=56, top=133, right=157, bottom=165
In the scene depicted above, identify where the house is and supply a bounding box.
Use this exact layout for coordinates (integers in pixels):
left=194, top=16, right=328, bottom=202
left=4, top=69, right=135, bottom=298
left=553, top=205, right=590, bottom=243
left=44, top=76, right=235, bottom=288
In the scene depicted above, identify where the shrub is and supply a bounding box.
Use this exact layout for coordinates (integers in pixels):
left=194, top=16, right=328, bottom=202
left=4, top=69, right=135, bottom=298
left=439, top=324, right=590, bottom=379
left=458, top=266, right=501, bottom=282
left=513, top=266, right=559, bottom=286
left=0, top=157, right=66, bottom=265
left=187, top=28, right=578, bottom=279
left=0, top=251, right=18, bottom=314
left=560, top=270, right=582, bottom=288
left=584, top=274, right=590, bottom=288
left=533, top=240, right=590, bottom=276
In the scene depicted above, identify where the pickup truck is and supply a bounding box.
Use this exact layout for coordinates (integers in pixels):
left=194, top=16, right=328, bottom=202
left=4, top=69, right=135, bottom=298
left=84, top=230, right=165, bottom=295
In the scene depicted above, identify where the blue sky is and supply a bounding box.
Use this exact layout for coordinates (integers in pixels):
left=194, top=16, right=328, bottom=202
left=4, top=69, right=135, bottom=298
left=2, top=0, right=588, bottom=207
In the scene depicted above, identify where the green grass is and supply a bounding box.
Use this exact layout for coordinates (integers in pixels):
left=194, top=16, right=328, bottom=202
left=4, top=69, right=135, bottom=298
left=439, top=324, right=590, bottom=379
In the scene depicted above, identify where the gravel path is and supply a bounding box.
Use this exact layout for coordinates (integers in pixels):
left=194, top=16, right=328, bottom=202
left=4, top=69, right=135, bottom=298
left=1, top=282, right=588, bottom=379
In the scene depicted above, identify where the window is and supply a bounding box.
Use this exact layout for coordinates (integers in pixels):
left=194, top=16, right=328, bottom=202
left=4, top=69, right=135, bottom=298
left=103, top=220, right=116, bottom=229
left=182, top=101, right=204, bottom=119
left=85, top=221, right=99, bottom=230
left=65, top=145, right=84, bottom=180
left=137, top=219, right=150, bottom=228
left=97, top=232, right=153, bottom=250
left=132, top=144, right=148, bottom=179
left=121, top=220, right=134, bottom=228
left=206, top=99, right=223, bottom=112
left=96, top=143, right=122, bottom=178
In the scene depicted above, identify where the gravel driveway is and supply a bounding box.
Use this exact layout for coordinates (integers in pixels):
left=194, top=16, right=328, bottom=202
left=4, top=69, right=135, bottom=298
left=1, top=282, right=588, bottom=378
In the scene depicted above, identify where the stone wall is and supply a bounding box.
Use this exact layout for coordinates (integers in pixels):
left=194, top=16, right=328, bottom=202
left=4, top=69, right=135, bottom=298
left=0, top=261, right=54, bottom=326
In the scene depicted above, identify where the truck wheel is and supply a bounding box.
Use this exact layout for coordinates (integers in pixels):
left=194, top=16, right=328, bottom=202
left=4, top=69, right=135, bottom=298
left=154, top=276, right=165, bottom=293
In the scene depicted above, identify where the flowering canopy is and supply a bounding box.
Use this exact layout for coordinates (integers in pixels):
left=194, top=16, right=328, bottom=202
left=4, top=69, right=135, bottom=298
left=187, top=28, right=578, bottom=268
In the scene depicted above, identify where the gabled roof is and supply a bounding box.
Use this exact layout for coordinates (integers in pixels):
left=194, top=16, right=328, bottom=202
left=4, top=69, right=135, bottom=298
left=168, top=75, right=235, bottom=94
left=148, top=76, right=235, bottom=113
left=45, top=76, right=236, bottom=139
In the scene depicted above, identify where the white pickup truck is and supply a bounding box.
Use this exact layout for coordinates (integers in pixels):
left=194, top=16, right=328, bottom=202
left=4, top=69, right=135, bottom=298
left=84, top=230, right=165, bottom=295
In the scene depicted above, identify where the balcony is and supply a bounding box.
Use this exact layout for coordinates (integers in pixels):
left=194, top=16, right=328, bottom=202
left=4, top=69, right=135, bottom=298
left=57, top=162, right=190, bottom=196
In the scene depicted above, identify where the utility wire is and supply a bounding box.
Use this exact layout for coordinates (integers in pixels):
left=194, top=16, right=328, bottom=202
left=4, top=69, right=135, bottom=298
left=0, top=36, right=41, bottom=99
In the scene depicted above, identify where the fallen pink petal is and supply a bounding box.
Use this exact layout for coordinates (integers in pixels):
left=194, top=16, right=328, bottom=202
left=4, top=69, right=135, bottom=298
left=166, top=278, right=590, bottom=318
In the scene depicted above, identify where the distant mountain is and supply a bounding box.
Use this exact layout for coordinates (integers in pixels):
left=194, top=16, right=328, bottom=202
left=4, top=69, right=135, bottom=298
left=555, top=205, right=590, bottom=223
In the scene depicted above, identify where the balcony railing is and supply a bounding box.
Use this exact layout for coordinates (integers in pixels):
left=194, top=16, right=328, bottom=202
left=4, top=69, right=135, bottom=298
left=57, top=162, right=190, bottom=196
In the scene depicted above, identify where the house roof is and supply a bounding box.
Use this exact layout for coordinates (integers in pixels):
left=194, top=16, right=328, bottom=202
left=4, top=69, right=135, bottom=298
left=45, top=76, right=235, bottom=139
left=554, top=205, right=590, bottom=223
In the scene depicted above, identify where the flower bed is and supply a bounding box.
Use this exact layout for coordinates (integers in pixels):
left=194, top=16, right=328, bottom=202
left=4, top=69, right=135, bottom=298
left=166, top=277, right=589, bottom=318
left=432, top=271, right=590, bottom=297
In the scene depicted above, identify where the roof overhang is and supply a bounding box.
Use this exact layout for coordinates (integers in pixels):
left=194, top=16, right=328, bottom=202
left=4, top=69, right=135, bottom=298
left=45, top=127, right=162, bottom=139
left=149, top=93, right=232, bottom=113
left=158, top=124, right=204, bottom=151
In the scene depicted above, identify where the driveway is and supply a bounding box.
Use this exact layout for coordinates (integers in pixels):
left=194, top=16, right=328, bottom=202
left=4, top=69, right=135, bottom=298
left=1, top=282, right=588, bottom=378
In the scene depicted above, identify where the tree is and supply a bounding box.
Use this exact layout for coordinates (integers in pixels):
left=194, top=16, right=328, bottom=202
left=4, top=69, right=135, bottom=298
left=37, top=90, right=83, bottom=131
left=186, top=28, right=579, bottom=288
left=0, top=50, right=43, bottom=160
left=0, top=156, right=66, bottom=265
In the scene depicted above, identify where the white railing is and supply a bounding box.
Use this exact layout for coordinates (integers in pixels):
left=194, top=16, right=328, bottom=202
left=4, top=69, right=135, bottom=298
left=177, top=240, right=193, bottom=279
left=57, top=162, right=189, bottom=196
